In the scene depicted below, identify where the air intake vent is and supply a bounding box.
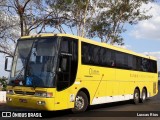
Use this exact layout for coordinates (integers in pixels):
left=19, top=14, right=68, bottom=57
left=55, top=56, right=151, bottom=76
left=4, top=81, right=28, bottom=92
left=15, top=91, right=35, bottom=95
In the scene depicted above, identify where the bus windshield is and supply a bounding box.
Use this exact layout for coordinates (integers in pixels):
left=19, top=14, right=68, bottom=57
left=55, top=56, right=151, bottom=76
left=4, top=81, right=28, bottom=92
left=9, top=37, right=59, bottom=88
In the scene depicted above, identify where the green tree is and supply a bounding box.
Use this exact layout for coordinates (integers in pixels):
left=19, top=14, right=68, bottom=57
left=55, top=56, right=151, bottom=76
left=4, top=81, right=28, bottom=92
left=0, top=77, right=7, bottom=91
left=46, top=0, right=97, bottom=37
left=0, top=0, right=156, bottom=57
left=87, top=0, right=155, bottom=45
left=47, top=0, right=155, bottom=45
left=0, top=0, right=50, bottom=56
left=0, top=0, right=19, bottom=56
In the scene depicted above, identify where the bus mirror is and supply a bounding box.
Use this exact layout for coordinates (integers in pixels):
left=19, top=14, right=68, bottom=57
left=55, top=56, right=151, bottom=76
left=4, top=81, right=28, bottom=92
left=5, top=56, right=13, bottom=72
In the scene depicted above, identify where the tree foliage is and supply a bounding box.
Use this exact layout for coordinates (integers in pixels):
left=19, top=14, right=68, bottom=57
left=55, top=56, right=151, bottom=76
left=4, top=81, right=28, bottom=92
left=46, top=0, right=97, bottom=36
left=0, top=77, right=7, bottom=91
left=0, top=0, right=50, bottom=56
left=0, top=0, right=19, bottom=56
left=47, top=0, right=155, bottom=45
left=0, top=0, right=156, bottom=57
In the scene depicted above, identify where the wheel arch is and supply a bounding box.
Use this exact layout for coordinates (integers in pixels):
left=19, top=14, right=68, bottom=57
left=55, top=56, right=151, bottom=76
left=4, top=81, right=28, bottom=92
left=142, top=86, right=148, bottom=97
left=135, top=86, right=140, bottom=95
left=77, top=88, right=90, bottom=105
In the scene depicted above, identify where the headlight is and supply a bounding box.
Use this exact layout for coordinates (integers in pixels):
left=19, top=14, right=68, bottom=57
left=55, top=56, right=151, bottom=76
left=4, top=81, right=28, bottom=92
left=34, top=91, right=53, bottom=98
left=7, top=90, right=14, bottom=95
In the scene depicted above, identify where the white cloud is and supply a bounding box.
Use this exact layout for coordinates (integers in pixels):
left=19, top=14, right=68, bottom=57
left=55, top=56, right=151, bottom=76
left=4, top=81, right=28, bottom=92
left=131, top=2, right=160, bottom=40
left=143, top=51, right=160, bottom=59
left=114, top=44, right=132, bottom=50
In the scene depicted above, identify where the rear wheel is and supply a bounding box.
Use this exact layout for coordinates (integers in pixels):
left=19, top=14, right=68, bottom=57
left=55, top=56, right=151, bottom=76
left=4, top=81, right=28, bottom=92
left=140, top=88, right=147, bottom=103
left=72, top=91, right=88, bottom=113
left=133, top=89, right=140, bottom=104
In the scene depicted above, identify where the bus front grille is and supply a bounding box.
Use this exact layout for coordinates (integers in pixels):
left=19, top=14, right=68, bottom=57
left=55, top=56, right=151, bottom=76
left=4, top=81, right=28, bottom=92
left=14, top=91, right=35, bottom=95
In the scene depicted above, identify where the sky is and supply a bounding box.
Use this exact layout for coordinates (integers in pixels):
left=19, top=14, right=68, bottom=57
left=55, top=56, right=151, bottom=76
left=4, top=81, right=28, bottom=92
left=123, top=2, right=160, bottom=71
left=0, top=1, right=160, bottom=77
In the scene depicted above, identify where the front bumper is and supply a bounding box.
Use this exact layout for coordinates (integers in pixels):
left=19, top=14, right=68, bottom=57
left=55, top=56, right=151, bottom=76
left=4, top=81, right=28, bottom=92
left=6, top=94, right=55, bottom=111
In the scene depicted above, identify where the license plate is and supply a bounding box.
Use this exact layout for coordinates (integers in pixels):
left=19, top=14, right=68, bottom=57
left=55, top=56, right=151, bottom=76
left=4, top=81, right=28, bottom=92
left=19, top=99, right=27, bottom=103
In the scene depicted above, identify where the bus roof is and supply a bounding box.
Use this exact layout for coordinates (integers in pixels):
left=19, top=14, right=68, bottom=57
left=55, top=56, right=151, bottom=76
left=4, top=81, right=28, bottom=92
left=21, top=33, right=157, bottom=61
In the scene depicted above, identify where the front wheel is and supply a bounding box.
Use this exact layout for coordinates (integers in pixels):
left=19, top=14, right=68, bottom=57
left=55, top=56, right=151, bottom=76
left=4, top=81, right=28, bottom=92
left=72, top=91, right=88, bottom=113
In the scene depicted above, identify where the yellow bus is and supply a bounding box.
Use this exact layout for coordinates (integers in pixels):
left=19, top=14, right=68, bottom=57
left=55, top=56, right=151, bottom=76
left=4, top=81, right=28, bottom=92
left=5, top=34, right=158, bottom=112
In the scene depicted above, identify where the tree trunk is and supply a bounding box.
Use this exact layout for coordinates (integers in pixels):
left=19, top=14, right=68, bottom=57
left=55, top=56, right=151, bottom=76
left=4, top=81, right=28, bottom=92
left=20, top=14, right=23, bottom=36
left=82, top=0, right=89, bottom=37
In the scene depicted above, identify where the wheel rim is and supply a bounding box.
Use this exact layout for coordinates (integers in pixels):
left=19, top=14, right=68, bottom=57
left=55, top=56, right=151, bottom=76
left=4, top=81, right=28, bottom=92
left=75, top=96, right=84, bottom=110
left=134, top=90, right=140, bottom=103
left=142, top=91, right=146, bottom=100
left=135, top=92, right=139, bottom=100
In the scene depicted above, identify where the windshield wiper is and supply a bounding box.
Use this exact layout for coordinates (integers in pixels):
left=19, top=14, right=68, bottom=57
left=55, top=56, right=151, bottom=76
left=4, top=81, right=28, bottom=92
left=25, top=39, right=37, bottom=89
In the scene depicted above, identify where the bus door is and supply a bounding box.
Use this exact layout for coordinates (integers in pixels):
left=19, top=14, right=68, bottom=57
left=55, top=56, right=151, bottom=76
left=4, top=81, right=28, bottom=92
left=55, top=37, right=78, bottom=110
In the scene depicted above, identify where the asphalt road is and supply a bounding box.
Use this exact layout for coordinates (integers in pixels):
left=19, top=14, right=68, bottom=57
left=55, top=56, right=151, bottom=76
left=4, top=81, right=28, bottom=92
left=1, top=84, right=160, bottom=120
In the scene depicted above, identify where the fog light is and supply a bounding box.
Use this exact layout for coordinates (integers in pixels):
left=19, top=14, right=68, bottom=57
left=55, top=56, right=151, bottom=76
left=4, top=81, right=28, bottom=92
left=37, top=101, right=45, bottom=105
left=7, top=97, right=12, bottom=102
left=7, top=90, right=14, bottom=95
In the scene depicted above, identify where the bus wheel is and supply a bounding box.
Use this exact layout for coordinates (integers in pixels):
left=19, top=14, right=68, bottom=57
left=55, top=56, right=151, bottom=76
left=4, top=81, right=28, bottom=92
left=133, top=89, right=140, bottom=104
left=72, top=91, right=88, bottom=113
left=140, top=88, right=147, bottom=103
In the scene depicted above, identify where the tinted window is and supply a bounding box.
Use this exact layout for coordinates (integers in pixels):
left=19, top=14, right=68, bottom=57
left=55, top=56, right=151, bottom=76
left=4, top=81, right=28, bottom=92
left=149, top=60, right=157, bottom=73
left=61, top=40, right=69, bottom=53
left=141, top=58, right=149, bottom=72
left=82, top=43, right=89, bottom=64
left=128, top=55, right=133, bottom=69
left=82, top=42, right=115, bottom=67
left=136, top=57, right=142, bottom=71
left=81, top=42, right=157, bottom=73
left=116, top=52, right=124, bottom=68
left=93, top=46, right=100, bottom=65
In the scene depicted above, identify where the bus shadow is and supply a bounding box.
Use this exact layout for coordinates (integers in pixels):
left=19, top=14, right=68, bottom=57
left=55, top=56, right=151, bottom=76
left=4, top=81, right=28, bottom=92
left=39, top=109, right=72, bottom=118
left=41, top=84, right=160, bottom=118
left=39, top=100, right=137, bottom=118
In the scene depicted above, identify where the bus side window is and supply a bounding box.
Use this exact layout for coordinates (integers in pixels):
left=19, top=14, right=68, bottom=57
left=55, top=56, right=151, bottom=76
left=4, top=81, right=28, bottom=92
left=141, top=58, right=148, bottom=72
left=110, top=50, right=116, bottom=67
left=93, top=45, right=100, bottom=65
left=82, top=43, right=89, bottom=64
left=61, top=40, right=69, bottom=53
left=136, top=57, right=142, bottom=71
left=128, top=55, right=133, bottom=70
left=110, top=60, right=115, bottom=67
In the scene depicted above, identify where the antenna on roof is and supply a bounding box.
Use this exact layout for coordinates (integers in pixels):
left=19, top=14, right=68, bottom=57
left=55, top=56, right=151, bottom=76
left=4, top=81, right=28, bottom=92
left=38, top=32, right=54, bottom=34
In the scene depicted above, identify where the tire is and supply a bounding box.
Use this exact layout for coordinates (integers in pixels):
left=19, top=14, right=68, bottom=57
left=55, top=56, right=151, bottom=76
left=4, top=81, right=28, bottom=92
left=72, top=91, right=88, bottom=113
left=133, top=89, right=140, bottom=104
left=140, top=88, right=147, bottom=103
